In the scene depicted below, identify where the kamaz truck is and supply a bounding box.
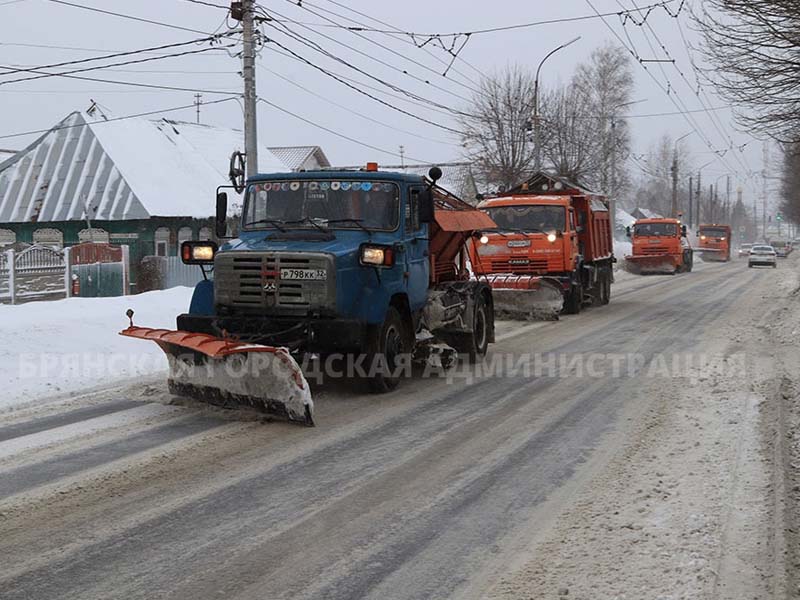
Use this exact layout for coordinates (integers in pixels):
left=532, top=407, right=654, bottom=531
left=468, top=174, right=615, bottom=318
left=697, top=224, right=732, bottom=261
left=121, top=166, right=497, bottom=425
left=625, top=218, right=694, bottom=274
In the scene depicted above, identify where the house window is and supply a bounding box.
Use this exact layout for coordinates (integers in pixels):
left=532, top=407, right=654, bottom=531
left=0, top=229, right=15, bottom=247
left=33, top=228, right=64, bottom=249
left=198, top=226, right=212, bottom=241
left=177, top=226, right=193, bottom=252
left=154, top=227, right=170, bottom=257
left=78, top=228, right=110, bottom=243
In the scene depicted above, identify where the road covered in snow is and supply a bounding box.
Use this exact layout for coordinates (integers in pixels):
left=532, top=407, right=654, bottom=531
left=0, top=256, right=798, bottom=600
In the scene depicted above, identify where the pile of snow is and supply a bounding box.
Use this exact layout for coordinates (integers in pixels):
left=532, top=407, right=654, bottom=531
left=0, top=288, right=193, bottom=410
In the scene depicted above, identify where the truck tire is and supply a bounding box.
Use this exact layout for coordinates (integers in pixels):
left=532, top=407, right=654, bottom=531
left=466, top=292, right=490, bottom=363
left=564, top=281, right=583, bottom=314
left=600, top=272, right=611, bottom=305
left=365, top=307, right=407, bottom=393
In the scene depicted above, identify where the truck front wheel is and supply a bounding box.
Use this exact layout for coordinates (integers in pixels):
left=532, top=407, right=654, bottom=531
left=564, top=281, right=583, bottom=315
left=365, top=307, right=407, bottom=393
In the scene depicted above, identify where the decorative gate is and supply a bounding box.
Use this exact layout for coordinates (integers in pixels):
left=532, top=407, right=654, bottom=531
left=0, top=244, right=67, bottom=303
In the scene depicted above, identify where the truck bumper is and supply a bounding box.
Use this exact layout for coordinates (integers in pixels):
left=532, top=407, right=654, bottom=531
left=176, top=313, right=367, bottom=353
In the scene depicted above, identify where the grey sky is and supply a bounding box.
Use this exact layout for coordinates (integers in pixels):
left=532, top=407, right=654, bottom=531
left=0, top=0, right=768, bottom=203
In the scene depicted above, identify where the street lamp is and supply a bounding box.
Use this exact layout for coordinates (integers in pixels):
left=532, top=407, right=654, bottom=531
left=533, top=36, right=581, bottom=172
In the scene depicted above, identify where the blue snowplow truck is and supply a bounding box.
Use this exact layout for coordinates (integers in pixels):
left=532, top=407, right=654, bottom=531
left=121, top=165, right=497, bottom=426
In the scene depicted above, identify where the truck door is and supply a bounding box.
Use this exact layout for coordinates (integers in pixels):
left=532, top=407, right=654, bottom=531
left=405, top=186, right=430, bottom=311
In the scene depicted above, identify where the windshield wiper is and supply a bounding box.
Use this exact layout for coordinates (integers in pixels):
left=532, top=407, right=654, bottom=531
left=325, top=218, right=371, bottom=234
left=243, top=218, right=287, bottom=232
left=283, top=217, right=329, bottom=233
left=497, top=226, right=549, bottom=235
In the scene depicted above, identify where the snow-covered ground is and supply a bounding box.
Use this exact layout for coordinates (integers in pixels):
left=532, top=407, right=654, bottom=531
left=0, top=288, right=193, bottom=411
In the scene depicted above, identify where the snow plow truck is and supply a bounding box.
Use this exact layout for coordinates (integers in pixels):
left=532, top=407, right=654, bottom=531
left=625, top=218, right=693, bottom=274
left=468, top=173, right=615, bottom=319
left=120, top=165, right=497, bottom=426
left=696, top=224, right=731, bottom=261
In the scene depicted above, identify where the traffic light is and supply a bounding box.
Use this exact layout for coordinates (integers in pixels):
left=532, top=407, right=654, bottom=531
left=776, top=212, right=783, bottom=222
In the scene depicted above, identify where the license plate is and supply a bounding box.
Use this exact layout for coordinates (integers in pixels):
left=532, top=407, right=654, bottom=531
left=280, top=268, right=327, bottom=281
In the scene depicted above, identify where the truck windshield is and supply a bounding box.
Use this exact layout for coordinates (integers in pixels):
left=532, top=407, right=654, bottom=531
left=700, top=228, right=728, bottom=238
left=634, top=223, right=676, bottom=237
left=243, top=180, right=399, bottom=231
left=484, top=205, right=566, bottom=233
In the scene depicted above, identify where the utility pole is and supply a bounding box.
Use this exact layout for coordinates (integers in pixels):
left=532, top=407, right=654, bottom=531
left=725, top=174, right=731, bottom=221
left=399, top=145, right=405, bottom=169
left=688, top=176, right=693, bottom=227
left=696, top=171, right=702, bottom=225
left=194, top=93, right=202, bottom=124
left=240, top=0, right=259, bottom=178
left=670, top=154, right=678, bottom=218
left=762, top=142, right=769, bottom=241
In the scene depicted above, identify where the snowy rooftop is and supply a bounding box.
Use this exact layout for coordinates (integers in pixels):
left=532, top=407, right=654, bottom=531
left=268, top=146, right=330, bottom=171
left=0, top=113, right=288, bottom=222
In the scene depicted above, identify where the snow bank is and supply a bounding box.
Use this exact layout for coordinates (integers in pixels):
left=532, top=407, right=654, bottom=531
left=0, top=288, right=193, bottom=410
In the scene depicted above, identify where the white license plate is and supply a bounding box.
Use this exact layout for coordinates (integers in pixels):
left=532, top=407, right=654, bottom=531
left=280, top=268, right=327, bottom=281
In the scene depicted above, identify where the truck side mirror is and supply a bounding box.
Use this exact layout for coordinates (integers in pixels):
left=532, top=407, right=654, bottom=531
left=626, top=226, right=631, bottom=238
left=216, top=192, right=228, bottom=238
left=418, top=188, right=435, bottom=224
left=681, top=225, right=687, bottom=237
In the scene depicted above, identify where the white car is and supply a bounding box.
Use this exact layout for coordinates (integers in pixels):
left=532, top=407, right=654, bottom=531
left=738, top=243, right=753, bottom=257
left=748, top=245, right=777, bottom=268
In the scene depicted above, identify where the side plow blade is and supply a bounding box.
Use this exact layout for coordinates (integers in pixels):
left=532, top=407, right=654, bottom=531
left=479, top=275, right=564, bottom=320
left=120, top=326, right=314, bottom=426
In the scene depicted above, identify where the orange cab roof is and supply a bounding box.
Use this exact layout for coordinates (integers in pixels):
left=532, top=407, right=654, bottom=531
left=634, top=218, right=681, bottom=225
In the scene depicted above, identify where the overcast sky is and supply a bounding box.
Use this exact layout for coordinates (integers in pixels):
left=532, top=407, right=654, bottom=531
left=0, top=0, right=772, bottom=204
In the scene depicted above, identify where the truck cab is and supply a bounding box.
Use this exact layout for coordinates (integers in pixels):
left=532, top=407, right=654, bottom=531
left=626, top=218, right=693, bottom=274
left=468, top=174, right=614, bottom=315
left=697, top=224, right=731, bottom=261
left=178, top=165, right=495, bottom=392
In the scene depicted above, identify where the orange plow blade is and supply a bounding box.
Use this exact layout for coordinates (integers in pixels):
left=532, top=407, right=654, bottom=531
left=624, top=254, right=676, bottom=275
left=477, top=275, right=564, bottom=320
left=120, top=326, right=314, bottom=426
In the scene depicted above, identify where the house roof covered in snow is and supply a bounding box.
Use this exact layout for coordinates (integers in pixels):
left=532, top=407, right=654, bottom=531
left=616, top=208, right=637, bottom=227
left=0, top=112, right=288, bottom=223
left=268, top=146, right=330, bottom=171
left=631, top=207, right=663, bottom=220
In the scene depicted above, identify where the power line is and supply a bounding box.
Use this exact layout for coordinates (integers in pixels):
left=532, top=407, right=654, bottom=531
left=260, top=6, right=474, bottom=104
left=0, top=33, right=236, bottom=78
left=0, top=43, right=237, bottom=87
left=256, top=62, right=457, bottom=146
left=0, top=61, right=241, bottom=95
left=277, top=0, right=480, bottom=91
left=44, top=0, right=213, bottom=35
left=257, top=97, right=433, bottom=163
left=306, top=0, right=485, bottom=82
left=260, top=31, right=465, bottom=134
left=0, top=97, right=240, bottom=141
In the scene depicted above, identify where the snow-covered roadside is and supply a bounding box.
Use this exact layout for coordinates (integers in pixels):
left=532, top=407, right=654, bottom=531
left=0, top=288, right=193, bottom=411
left=488, top=258, right=799, bottom=600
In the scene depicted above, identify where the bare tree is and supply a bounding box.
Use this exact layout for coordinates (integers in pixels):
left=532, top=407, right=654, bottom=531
left=539, top=86, right=604, bottom=183
left=459, top=65, right=537, bottom=190
left=630, top=135, right=694, bottom=217
left=695, top=1, right=800, bottom=142
left=780, top=143, right=800, bottom=224
left=572, top=43, right=634, bottom=197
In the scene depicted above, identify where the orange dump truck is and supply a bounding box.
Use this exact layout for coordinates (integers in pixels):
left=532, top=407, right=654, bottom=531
left=697, top=224, right=732, bottom=261
left=469, top=174, right=615, bottom=318
left=625, top=218, right=693, bottom=274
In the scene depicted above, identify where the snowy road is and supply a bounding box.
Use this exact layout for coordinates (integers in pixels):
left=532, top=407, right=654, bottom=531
left=0, top=258, right=797, bottom=600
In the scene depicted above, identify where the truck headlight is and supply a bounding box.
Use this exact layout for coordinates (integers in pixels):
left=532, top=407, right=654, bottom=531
left=547, top=233, right=557, bottom=243
left=480, top=235, right=489, bottom=245
left=700, top=235, right=706, bottom=240
left=181, top=241, right=218, bottom=264
left=720, top=237, right=726, bottom=241
left=360, top=244, right=394, bottom=266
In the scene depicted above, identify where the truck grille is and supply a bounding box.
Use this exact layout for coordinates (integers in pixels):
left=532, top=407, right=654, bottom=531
left=214, top=251, right=336, bottom=315
left=641, top=246, right=669, bottom=255
left=490, top=258, right=550, bottom=274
